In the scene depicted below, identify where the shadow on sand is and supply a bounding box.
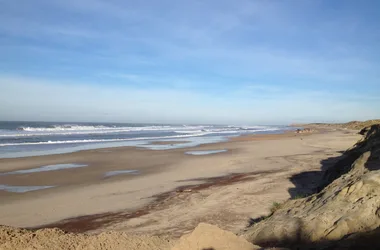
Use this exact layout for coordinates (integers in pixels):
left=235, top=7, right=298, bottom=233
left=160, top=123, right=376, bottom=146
left=254, top=227, right=380, bottom=250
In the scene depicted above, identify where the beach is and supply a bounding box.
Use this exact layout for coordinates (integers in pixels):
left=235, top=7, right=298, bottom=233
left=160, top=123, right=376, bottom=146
left=0, top=129, right=361, bottom=237
left=2, top=1, right=379, bottom=248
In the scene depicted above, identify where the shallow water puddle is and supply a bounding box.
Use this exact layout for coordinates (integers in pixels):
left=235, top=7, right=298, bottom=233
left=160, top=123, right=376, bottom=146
left=185, top=149, right=227, bottom=155
left=0, top=163, right=88, bottom=175
left=104, top=170, right=139, bottom=178
left=0, top=184, right=54, bottom=193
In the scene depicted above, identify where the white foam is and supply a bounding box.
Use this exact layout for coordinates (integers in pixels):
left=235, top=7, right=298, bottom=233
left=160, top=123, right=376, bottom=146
left=176, top=127, right=282, bottom=135
left=1, top=125, right=210, bottom=137
left=0, top=133, right=210, bottom=147
left=0, top=124, right=288, bottom=158
left=20, top=125, right=108, bottom=131
left=185, top=149, right=228, bottom=155
left=0, top=185, right=54, bottom=193
left=104, top=170, right=139, bottom=178
left=139, top=136, right=228, bottom=150
left=174, top=130, right=205, bottom=134
left=0, top=163, right=87, bottom=175
left=0, top=125, right=282, bottom=138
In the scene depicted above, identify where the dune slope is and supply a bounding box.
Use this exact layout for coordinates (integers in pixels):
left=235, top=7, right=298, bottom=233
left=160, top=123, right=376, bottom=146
left=243, top=124, right=380, bottom=249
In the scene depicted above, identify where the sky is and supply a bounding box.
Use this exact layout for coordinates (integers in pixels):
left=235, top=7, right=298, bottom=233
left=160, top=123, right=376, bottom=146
left=0, top=0, right=379, bottom=125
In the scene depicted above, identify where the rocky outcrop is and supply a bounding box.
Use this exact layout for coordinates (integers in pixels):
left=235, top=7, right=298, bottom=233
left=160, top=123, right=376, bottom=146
left=243, top=125, right=380, bottom=249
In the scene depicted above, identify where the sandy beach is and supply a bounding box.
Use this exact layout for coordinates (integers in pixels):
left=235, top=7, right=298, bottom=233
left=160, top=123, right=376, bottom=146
left=0, top=129, right=360, bottom=237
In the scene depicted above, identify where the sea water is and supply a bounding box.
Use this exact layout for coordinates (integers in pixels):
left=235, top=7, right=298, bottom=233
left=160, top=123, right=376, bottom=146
left=104, top=170, right=139, bottom=178
left=0, top=184, right=54, bottom=193
left=0, top=121, right=289, bottom=158
left=185, top=149, right=228, bottom=155
left=0, top=163, right=87, bottom=175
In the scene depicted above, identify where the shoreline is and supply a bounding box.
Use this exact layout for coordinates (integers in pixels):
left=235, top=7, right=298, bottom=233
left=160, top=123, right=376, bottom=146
left=0, top=130, right=302, bottom=175
left=0, top=132, right=296, bottom=197
left=0, top=128, right=292, bottom=160
left=0, top=130, right=297, bottom=164
left=0, top=129, right=361, bottom=236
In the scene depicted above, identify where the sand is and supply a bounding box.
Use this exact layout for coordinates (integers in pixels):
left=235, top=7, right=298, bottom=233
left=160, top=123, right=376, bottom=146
left=172, top=223, right=259, bottom=250
left=0, top=130, right=361, bottom=239
left=0, top=225, right=175, bottom=250
left=0, top=223, right=264, bottom=250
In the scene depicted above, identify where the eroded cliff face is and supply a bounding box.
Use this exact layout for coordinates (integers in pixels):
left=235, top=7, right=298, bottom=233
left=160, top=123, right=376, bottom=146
left=244, top=125, right=380, bottom=249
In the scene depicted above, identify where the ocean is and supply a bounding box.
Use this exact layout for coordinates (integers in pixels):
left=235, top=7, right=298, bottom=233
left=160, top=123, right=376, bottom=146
left=0, top=121, right=290, bottom=158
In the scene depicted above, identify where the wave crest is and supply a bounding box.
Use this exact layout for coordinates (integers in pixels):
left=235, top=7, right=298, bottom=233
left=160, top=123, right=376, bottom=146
left=0, top=133, right=211, bottom=147
left=18, top=125, right=110, bottom=132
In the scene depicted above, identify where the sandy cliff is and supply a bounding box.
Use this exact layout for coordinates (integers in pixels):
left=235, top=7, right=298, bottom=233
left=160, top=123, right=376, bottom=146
left=243, top=124, right=380, bottom=249
left=306, top=119, right=380, bottom=130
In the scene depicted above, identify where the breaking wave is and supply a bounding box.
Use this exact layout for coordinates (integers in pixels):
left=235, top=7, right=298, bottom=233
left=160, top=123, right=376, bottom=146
left=0, top=122, right=288, bottom=152
left=0, top=133, right=210, bottom=147
left=2, top=125, right=211, bottom=137
left=0, top=124, right=282, bottom=138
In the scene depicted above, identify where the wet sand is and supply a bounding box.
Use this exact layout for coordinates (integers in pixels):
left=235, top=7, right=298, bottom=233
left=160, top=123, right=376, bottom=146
left=0, top=130, right=361, bottom=236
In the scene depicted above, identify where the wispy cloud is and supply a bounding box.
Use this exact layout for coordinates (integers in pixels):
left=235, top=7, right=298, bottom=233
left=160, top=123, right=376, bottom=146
left=0, top=0, right=379, bottom=123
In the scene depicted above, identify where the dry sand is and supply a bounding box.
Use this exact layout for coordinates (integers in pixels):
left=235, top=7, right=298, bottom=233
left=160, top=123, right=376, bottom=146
left=0, top=130, right=361, bottom=240
left=0, top=225, right=175, bottom=250
left=1, top=222, right=265, bottom=250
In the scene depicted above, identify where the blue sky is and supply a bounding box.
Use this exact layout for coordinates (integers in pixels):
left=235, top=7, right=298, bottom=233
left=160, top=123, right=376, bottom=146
left=0, top=0, right=379, bottom=124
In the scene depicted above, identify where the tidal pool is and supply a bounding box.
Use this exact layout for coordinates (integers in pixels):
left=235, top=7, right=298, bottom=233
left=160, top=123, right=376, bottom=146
left=185, top=149, right=227, bottom=156
left=0, top=184, right=54, bottom=193
left=0, top=163, right=88, bottom=175
left=104, top=170, right=139, bottom=178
